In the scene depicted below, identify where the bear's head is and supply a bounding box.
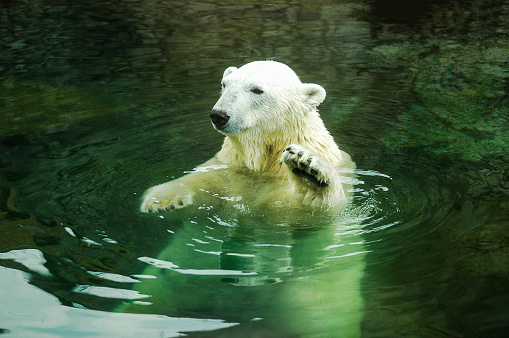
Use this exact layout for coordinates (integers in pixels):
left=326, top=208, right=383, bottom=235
left=210, top=61, right=326, bottom=136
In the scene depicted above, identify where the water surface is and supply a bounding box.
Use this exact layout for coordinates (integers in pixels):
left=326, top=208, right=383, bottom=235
left=1, top=0, right=508, bottom=336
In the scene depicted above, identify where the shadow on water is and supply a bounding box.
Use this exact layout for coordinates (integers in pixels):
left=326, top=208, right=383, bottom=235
left=1, top=0, right=509, bottom=336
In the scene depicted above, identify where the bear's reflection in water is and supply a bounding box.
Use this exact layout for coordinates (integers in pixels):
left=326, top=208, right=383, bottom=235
left=119, top=202, right=366, bottom=337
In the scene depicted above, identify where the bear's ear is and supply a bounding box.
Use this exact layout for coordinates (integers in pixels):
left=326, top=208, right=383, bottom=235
left=222, top=66, right=238, bottom=80
left=301, top=83, right=326, bottom=109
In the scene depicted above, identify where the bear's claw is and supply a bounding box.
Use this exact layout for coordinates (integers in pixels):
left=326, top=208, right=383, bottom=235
left=141, top=190, right=193, bottom=213
left=281, top=145, right=330, bottom=188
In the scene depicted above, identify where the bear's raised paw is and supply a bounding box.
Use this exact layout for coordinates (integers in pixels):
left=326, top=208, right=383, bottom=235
left=281, top=145, right=331, bottom=188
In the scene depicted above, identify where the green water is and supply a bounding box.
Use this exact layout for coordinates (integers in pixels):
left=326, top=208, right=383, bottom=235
left=1, top=0, right=508, bottom=336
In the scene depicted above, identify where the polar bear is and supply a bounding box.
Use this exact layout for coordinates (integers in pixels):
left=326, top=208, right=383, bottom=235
left=140, top=60, right=355, bottom=214
left=125, top=61, right=364, bottom=336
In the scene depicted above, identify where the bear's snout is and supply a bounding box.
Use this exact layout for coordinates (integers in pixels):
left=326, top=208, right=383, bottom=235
left=210, top=109, right=230, bottom=130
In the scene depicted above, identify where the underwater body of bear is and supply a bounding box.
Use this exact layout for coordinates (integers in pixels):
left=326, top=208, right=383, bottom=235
left=129, top=61, right=364, bottom=337
left=141, top=60, right=355, bottom=214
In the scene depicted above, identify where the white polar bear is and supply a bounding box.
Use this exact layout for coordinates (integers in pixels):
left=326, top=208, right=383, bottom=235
left=140, top=60, right=355, bottom=214
left=125, top=61, right=365, bottom=336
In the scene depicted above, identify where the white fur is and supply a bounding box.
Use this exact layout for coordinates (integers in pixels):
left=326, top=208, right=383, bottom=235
left=141, top=60, right=355, bottom=213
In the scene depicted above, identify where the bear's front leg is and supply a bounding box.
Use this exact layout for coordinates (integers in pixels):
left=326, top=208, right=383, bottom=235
left=281, top=144, right=335, bottom=188
left=140, top=181, right=193, bottom=213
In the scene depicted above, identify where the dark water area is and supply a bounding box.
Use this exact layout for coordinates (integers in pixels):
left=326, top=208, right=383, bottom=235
left=1, top=0, right=509, bottom=336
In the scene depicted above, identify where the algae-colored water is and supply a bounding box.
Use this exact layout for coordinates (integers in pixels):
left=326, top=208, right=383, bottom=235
left=1, top=0, right=508, bottom=336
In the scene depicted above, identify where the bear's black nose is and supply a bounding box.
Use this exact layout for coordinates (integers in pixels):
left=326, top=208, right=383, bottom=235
left=210, top=109, right=230, bottom=129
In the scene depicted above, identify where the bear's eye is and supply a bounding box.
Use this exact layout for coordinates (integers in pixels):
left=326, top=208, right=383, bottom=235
left=221, top=82, right=225, bottom=89
left=251, top=88, right=264, bottom=95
